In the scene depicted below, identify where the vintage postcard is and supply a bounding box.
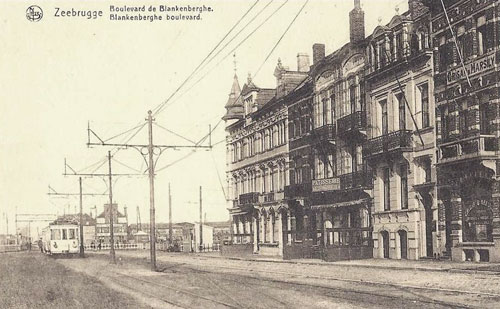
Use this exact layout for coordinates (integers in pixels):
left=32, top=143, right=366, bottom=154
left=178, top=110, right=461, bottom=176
left=1, top=0, right=500, bottom=308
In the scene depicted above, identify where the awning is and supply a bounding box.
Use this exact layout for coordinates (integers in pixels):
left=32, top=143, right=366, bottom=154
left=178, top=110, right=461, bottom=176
left=311, top=198, right=370, bottom=210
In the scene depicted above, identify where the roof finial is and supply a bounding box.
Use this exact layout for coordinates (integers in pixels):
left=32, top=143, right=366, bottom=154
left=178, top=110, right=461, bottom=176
left=247, top=72, right=252, bottom=84
left=233, top=53, right=237, bottom=74
left=354, top=0, right=361, bottom=9
left=378, top=16, right=382, bottom=25
left=395, top=5, right=399, bottom=14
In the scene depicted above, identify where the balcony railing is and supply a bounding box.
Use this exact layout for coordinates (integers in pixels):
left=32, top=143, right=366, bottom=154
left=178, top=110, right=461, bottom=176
left=337, top=111, right=367, bottom=135
left=339, top=169, right=373, bottom=190
left=238, top=192, right=260, bottom=205
left=311, top=124, right=336, bottom=144
left=439, top=135, right=497, bottom=164
left=260, top=191, right=285, bottom=203
left=364, top=130, right=412, bottom=157
left=284, top=182, right=312, bottom=198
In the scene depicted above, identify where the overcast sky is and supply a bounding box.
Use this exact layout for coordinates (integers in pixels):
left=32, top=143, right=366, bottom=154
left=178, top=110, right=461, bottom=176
left=0, top=0, right=408, bottom=236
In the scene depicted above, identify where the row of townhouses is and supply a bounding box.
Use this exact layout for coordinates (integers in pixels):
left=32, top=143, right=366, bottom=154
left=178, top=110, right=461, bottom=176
left=224, top=0, right=500, bottom=262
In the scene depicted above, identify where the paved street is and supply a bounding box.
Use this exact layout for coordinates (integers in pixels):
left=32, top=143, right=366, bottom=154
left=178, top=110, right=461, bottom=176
left=54, top=251, right=500, bottom=308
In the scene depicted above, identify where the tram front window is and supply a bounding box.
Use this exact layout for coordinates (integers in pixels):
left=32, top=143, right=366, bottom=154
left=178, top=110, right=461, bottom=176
left=62, top=229, right=67, bottom=240
left=51, top=229, right=61, bottom=240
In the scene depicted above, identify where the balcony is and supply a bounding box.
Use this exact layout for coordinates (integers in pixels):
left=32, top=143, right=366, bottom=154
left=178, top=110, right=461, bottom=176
left=439, top=135, right=497, bottom=164
left=238, top=192, right=260, bottom=205
left=337, top=111, right=367, bottom=137
left=260, top=191, right=285, bottom=203
left=284, top=182, right=312, bottom=199
left=311, top=124, right=336, bottom=145
left=339, top=169, right=373, bottom=190
left=289, top=134, right=311, bottom=150
left=364, top=130, right=413, bottom=157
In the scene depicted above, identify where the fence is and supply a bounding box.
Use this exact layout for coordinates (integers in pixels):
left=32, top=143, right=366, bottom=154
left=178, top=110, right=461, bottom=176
left=0, top=244, right=22, bottom=253
left=83, top=242, right=221, bottom=253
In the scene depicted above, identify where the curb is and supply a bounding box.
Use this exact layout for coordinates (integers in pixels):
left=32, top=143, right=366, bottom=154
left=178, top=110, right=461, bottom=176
left=194, top=253, right=500, bottom=275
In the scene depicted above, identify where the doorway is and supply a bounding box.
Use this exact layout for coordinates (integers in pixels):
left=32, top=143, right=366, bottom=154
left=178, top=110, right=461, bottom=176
left=381, top=231, right=390, bottom=258
left=398, top=230, right=408, bottom=259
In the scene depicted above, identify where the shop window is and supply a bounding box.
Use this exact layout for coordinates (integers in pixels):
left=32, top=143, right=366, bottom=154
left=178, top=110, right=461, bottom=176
left=480, top=103, right=491, bottom=134
left=463, top=205, right=493, bottom=242
left=478, top=249, right=490, bottom=262
left=464, top=249, right=475, bottom=262
left=397, top=93, right=406, bottom=130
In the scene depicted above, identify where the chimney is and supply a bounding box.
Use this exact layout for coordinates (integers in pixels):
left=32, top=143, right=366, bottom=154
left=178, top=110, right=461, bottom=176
left=297, top=53, right=310, bottom=72
left=349, top=0, right=365, bottom=44
left=312, top=44, right=325, bottom=64
left=124, top=206, right=128, bottom=223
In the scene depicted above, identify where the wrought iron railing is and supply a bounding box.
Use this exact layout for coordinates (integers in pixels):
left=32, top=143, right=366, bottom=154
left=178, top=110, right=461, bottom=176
left=339, top=169, right=373, bottom=190
left=238, top=192, right=260, bottom=205
left=364, top=130, right=412, bottom=156
left=337, top=111, right=367, bottom=135
left=312, top=124, right=336, bottom=144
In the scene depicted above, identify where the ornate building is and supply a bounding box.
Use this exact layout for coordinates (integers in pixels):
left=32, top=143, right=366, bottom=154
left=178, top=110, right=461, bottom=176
left=364, top=0, right=436, bottom=260
left=431, top=0, right=500, bottom=262
left=224, top=57, right=308, bottom=256
left=303, top=0, right=373, bottom=261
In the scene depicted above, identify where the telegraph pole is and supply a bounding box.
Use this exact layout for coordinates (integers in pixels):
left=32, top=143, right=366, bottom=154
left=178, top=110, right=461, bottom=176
left=79, top=177, right=84, bottom=257
left=168, top=183, right=172, bottom=245
left=108, top=151, right=116, bottom=264
left=199, top=186, right=203, bottom=250
left=147, top=111, right=157, bottom=271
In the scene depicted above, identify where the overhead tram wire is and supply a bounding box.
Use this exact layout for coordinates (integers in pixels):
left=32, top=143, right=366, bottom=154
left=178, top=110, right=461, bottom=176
left=195, top=0, right=275, bottom=75
left=151, top=0, right=261, bottom=117
left=153, top=0, right=309, bottom=173
left=153, top=123, right=198, bottom=145
left=162, top=0, right=290, bottom=115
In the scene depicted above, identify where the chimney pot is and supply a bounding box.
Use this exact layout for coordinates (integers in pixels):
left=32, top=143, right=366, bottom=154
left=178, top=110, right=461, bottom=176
left=297, top=53, right=310, bottom=72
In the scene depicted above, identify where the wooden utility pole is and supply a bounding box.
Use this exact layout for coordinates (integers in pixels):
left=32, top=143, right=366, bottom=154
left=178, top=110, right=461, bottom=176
left=108, top=151, right=116, bottom=264
left=199, top=186, right=203, bottom=250
left=79, top=177, right=85, bottom=258
left=147, top=111, right=157, bottom=271
left=168, top=183, right=172, bottom=245
left=136, top=206, right=141, bottom=231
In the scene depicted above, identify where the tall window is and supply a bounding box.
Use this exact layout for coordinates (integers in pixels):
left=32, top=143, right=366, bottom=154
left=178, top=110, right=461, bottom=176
left=351, top=146, right=358, bottom=173
left=383, top=168, right=391, bottom=211
left=350, top=85, right=356, bottom=114
left=420, top=84, right=430, bottom=128
left=396, top=32, right=403, bottom=60
left=400, top=164, right=408, bottom=210
left=480, top=103, right=490, bottom=134
left=330, top=94, right=336, bottom=121
left=397, top=93, right=406, bottom=130
left=456, top=25, right=466, bottom=60
left=381, top=99, right=388, bottom=135
left=476, top=16, right=494, bottom=56
left=322, top=97, right=329, bottom=125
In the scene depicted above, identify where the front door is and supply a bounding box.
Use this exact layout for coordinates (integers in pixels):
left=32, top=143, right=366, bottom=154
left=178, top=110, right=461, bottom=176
left=399, top=230, right=408, bottom=259
left=381, top=231, right=389, bottom=258
left=424, top=196, right=434, bottom=257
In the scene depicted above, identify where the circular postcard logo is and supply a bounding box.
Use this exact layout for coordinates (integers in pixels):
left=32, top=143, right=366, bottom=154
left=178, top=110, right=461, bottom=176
left=26, top=5, right=43, bottom=22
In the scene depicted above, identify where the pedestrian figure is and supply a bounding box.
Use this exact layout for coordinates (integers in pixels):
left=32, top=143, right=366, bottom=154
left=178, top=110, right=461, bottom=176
left=38, top=238, right=43, bottom=253
left=97, top=241, right=101, bottom=250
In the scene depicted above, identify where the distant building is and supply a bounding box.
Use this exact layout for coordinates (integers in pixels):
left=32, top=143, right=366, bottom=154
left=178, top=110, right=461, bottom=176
left=96, top=204, right=128, bottom=243
left=204, top=221, right=231, bottom=245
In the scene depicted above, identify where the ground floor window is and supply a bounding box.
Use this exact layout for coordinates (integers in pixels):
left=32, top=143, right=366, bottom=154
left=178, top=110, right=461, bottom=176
left=463, top=205, right=493, bottom=242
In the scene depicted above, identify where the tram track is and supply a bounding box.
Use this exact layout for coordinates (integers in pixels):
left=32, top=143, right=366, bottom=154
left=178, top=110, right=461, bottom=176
left=163, top=261, right=476, bottom=309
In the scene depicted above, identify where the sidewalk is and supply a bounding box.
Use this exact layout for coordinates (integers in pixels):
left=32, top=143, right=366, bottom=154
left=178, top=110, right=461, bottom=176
left=195, top=251, right=500, bottom=274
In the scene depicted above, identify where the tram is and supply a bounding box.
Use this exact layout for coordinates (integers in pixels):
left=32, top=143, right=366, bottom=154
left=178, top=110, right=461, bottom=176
left=42, top=219, right=79, bottom=256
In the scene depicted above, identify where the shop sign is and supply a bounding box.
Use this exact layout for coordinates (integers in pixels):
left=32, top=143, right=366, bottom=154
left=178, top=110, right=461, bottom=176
left=446, top=54, right=495, bottom=84
left=312, top=177, right=340, bottom=192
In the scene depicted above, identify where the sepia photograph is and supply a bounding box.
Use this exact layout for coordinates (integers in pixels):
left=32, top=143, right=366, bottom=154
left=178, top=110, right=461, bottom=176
left=1, top=0, right=500, bottom=308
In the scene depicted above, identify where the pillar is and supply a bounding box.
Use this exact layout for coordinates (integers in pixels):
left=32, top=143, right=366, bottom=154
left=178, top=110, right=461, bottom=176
left=287, top=211, right=292, bottom=245
left=253, top=215, right=258, bottom=253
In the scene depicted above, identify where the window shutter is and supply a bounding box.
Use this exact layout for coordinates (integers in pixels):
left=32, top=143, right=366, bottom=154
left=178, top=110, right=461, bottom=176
left=485, top=23, right=494, bottom=51
left=464, top=33, right=474, bottom=58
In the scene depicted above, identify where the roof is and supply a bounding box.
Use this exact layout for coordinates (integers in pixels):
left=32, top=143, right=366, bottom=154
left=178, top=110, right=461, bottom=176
left=204, top=221, right=231, bottom=228
left=56, top=214, right=96, bottom=226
